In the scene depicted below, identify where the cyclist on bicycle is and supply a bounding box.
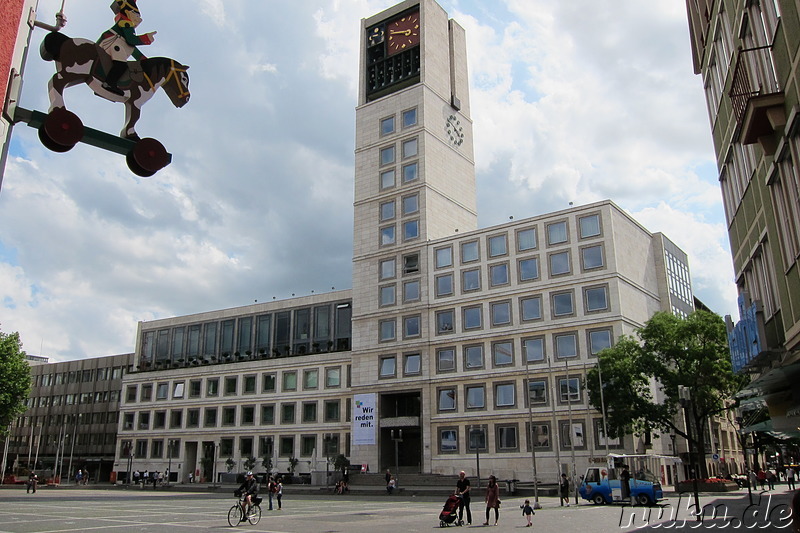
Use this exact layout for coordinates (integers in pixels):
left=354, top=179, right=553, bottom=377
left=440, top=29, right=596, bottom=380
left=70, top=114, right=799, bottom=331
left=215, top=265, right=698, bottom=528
left=235, top=471, right=259, bottom=522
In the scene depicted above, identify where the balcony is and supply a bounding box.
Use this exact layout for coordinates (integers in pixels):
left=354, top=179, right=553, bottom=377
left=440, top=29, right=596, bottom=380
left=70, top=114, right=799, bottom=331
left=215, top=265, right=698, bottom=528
left=729, top=44, right=785, bottom=154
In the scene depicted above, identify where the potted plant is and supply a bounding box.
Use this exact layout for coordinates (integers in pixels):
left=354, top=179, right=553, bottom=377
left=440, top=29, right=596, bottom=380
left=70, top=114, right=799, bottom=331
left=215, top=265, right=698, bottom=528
left=225, top=457, right=236, bottom=473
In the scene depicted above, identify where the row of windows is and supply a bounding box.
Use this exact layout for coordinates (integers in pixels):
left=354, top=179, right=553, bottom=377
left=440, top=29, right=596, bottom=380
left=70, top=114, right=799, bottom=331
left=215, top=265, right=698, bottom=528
left=122, top=432, right=347, bottom=461
left=378, top=327, right=613, bottom=378
left=125, top=367, right=345, bottom=404
left=26, top=389, right=122, bottom=408
left=434, top=375, right=585, bottom=413
left=122, top=399, right=346, bottom=431
left=140, top=302, right=352, bottom=366
left=17, top=412, right=120, bottom=428
left=436, top=419, right=621, bottom=455
left=378, top=286, right=611, bottom=342
left=666, top=251, right=693, bottom=306
left=33, top=366, right=125, bottom=387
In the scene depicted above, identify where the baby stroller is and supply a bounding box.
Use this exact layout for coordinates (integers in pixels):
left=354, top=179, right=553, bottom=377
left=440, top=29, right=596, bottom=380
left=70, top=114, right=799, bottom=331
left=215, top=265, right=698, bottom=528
left=439, top=493, right=464, bottom=527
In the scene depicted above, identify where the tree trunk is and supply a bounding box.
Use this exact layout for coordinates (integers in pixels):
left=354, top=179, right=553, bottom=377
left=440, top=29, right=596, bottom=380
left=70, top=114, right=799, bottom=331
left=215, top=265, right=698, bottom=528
left=692, top=412, right=709, bottom=479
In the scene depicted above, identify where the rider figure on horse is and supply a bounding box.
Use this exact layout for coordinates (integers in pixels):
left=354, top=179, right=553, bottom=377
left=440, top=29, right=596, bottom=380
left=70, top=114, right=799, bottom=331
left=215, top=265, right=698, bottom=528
left=97, top=0, right=156, bottom=96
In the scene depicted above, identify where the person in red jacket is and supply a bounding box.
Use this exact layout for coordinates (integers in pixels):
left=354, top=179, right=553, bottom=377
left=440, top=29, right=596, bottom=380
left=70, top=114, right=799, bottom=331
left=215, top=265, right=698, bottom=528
left=97, top=0, right=157, bottom=95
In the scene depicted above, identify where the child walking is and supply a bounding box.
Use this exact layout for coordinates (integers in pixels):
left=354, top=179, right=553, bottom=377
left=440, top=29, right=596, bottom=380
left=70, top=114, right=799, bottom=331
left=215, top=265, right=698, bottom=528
left=520, top=499, right=535, bottom=527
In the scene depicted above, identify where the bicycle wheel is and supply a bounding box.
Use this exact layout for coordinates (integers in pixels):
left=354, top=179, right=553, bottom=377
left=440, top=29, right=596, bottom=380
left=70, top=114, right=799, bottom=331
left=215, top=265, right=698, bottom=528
left=247, top=505, right=262, bottom=525
left=227, top=504, right=243, bottom=527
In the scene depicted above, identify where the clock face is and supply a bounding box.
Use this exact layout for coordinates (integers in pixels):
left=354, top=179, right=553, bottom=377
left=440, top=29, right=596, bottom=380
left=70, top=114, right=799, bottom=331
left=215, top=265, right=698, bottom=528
left=387, top=11, right=420, bottom=55
left=446, top=114, right=464, bottom=147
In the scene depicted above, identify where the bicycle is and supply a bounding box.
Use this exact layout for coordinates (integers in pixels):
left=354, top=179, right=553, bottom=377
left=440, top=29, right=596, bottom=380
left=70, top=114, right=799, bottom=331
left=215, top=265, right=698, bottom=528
left=227, top=494, right=262, bottom=527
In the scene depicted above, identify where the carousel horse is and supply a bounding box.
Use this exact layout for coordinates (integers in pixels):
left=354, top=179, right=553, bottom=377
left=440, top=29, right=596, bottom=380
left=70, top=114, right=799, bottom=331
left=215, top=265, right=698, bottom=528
left=40, top=31, right=190, bottom=140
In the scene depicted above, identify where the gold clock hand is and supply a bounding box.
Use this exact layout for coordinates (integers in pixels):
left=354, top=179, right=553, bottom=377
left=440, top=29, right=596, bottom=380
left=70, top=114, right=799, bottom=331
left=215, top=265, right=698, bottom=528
left=389, top=29, right=411, bottom=36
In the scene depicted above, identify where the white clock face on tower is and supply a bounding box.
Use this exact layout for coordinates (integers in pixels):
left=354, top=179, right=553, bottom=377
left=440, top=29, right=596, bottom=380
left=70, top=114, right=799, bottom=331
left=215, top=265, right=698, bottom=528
left=446, top=114, right=464, bottom=147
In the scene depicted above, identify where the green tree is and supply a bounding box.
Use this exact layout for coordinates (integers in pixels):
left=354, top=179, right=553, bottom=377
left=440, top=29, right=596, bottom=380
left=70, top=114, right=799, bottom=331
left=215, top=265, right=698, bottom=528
left=0, top=329, right=31, bottom=436
left=586, top=310, right=743, bottom=479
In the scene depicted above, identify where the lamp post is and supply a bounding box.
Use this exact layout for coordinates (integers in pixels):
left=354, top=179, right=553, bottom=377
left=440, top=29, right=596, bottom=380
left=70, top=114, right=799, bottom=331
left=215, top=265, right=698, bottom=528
left=735, top=416, right=753, bottom=505
left=167, top=440, right=175, bottom=486
left=524, top=354, right=541, bottom=509
left=390, top=429, right=403, bottom=485
left=678, top=386, right=701, bottom=522
left=469, top=426, right=485, bottom=488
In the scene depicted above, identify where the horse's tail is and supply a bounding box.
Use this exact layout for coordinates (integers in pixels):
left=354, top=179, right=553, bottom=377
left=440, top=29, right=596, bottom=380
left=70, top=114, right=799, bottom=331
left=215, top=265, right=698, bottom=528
left=40, top=32, right=69, bottom=62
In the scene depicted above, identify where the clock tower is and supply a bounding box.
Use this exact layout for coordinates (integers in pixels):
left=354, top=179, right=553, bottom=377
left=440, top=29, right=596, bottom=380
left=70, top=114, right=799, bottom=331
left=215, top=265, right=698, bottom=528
left=350, top=0, right=476, bottom=470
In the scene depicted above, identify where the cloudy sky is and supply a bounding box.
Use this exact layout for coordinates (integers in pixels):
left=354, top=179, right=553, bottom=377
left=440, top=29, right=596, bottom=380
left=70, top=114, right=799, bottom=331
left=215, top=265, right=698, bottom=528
left=0, top=0, right=736, bottom=362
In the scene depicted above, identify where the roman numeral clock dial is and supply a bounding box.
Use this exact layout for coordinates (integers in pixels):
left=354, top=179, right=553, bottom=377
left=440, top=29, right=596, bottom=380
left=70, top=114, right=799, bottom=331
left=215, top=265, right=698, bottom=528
left=387, top=12, right=420, bottom=55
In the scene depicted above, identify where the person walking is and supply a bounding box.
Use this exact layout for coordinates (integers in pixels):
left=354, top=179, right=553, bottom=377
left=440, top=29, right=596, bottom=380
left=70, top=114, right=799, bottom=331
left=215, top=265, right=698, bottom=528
left=757, top=469, right=767, bottom=490
left=620, top=467, right=631, bottom=502
left=520, top=499, right=535, bottom=527
left=26, top=472, right=38, bottom=494
left=767, top=469, right=776, bottom=490
left=455, top=470, right=472, bottom=525
left=559, top=473, right=571, bottom=507
left=483, top=475, right=500, bottom=526
left=787, top=467, right=796, bottom=490
left=266, top=476, right=275, bottom=510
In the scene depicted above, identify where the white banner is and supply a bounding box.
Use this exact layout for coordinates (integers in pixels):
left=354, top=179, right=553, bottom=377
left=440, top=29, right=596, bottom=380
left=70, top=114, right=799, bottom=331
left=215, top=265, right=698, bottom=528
left=572, top=423, right=584, bottom=447
left=353, top=393, right=377, bottom=445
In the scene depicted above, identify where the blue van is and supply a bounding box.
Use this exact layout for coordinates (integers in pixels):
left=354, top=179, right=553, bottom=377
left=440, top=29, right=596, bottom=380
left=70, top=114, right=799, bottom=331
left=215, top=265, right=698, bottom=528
left=578, top=454, right=678, bottom=506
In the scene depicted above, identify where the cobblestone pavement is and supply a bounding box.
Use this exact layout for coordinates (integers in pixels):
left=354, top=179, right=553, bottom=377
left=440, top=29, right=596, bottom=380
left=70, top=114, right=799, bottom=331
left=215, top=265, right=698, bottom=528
left=0, top=486, right=795, bottom=532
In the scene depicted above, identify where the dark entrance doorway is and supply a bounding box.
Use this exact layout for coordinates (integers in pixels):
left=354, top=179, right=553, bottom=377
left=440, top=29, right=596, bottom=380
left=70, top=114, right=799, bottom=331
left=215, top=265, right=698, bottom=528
left=379, top=391, right=421, bottom=473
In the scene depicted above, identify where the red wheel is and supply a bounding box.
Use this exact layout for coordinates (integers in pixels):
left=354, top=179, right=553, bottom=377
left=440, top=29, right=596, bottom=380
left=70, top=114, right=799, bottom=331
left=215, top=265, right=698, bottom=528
left=127, top=138, right=170, bottom=177
left=39, top=108, right=84, bottom=152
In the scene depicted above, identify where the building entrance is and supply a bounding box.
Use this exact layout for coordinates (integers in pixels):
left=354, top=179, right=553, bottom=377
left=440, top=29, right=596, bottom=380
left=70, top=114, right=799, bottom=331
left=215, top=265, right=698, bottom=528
left=379, top=391, right=422, bottom=473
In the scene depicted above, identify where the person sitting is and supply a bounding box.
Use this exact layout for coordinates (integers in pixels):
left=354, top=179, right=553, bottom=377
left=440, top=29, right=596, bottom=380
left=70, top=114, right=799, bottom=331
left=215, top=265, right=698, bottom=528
left=235, top=472, right=259, bottom=522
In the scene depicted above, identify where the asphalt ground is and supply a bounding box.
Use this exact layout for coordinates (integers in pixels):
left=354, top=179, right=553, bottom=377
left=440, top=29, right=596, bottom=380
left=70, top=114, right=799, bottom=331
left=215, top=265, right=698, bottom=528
left=0, top=485, right=795, bottom=532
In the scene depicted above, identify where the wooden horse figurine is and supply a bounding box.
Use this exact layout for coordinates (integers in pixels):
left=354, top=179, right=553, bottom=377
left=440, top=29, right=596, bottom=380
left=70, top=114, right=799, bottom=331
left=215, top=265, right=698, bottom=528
left=40, top=31, right=190, bottom=140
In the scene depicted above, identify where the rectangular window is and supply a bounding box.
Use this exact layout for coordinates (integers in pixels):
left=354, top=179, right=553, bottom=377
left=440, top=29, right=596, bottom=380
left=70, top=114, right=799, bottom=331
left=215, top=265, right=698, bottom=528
left=403, top=280, right=420, bottom=302
left=403, top=253, right=419, bottom=275
left=244, top=375, right=256, bottom=394
left=496, top=425, right=519, bottom=451
left=380, top=200, right=396, bottom=221
left=189, top=380, right=201, bottom=398
left=594, top=419, right=621, bottom=448
left=402, top=161, right=418, bottom=182
left=465, top=385, right=485, bottom=409
left=380, top=284, right=396, bottom=306
left=581, top=244, right=604, bottom=270
left=547, top=220, right=568, bottom=245
left=463, top=305, right=482, bottom=330
left=241, top=406, right=255, bottom=425
left=551, top=290, right=574, bottom=317
left=404, top=353, right=421, bottom=375
left=302, top=402, right=317, bottom=423
left=495, top=383, right=516, bottom=407
left=555, top=333, right=578, bottom=359
left=379, top=258, right=396, bottom=280
left=488, top=234, right=508, bottom=257
left=527, top=422, right=551, bottom=450
left=588, top=329, right=612, bottom=355
left=435, top=273, right=454, bottom=297
left=402, top=108, right=417, bottom=128
left=438, top=388, right=456, bottom=411
left=281, top=403, right=296, bottom=424
left=437, top=348, right=456, bottom=372
left=206, top=378, right=219, bottom=397
left=461, top=269, right=481, bottom=291
left=379, top=356, right=396, bottom=378
left=585, top=285, right=609, bottom=312
left=380, top=225, right=396, bottom=246
left=520, top=296, right=542, bottom=321
left=402, top=194, right=419, bottom=215
left=301, top=435, right=316, bottom=456
left=381, top=116, right=395, bottom=136
left=490, top=301, right=511, bottom=326
left=280, top=436, right=294, bottom=456
left=489, top=263, right=509, bottom=286
left=126, top=385, right=137, bottom=403
left=380, top=145, right=395, bottom=165
left=461, top=241, right=479, bottom=263
left=403, top=315, right=420, bottom=339
left=282, top=372, right=297, bottom=392
left=153, top=411, right=166, bottom=429
left=262, top=373, right=276, bottom=393
left=204, top=408, right=217, bottom=427
left=151, top=440, right=165, bottom=458
left=261, top=404, right=275, bottom=425
left=559, top=421, right=586, bottom=449
left=140, top=384, right=152, bottom=402
left=156, top=382, right=168, bottom=400
left=579, top=214, right=601, bottom=238
left=379, top=319, right=396, bottom=342
left=523, top=336, right=545, bottom=363
left=402, top=137, right=418, bottom=158
left=519, top=257, right=540, bottom=281
left=224, top=376, right=237, bottom=396
left=493, top=341, right=513, bottom=366
left=549, top=251, right=571, bottom=276
left=325, top=367, right=341, bottom=388
left=186, top=409, right=199, bottom=428
left=435, top=246, right=453, bottom=268
left=440, top=428, right=458, bottom=453
left=324, top=400, right=341, bottom=422
left=464, top=344, right=484, bottom=369
left=380, top=169, right=396, bottom=189
left=303, top=369, right=318, bottom=390
left=222, top=406, right=236, bottom=426
left=403, top=219, right=419, bottom=240
left=436, top=309, right=454, bottom=334
left=559, top=377, right=581, bottom=403
left=517, top=227, right=537, bottom=251
left=527, top=379, right=547, bottom=405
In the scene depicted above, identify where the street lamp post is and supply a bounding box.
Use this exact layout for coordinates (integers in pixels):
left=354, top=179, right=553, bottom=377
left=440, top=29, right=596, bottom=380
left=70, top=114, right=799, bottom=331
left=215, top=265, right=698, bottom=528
left=735, top=416, right=753, bottom=505
left=470, top=426, right=485, bottom=488
left=678, top=386, right=701, bottom=522
left=524, top=355, right=541, bottom=509
left=167, top=440, right=174, bottom=486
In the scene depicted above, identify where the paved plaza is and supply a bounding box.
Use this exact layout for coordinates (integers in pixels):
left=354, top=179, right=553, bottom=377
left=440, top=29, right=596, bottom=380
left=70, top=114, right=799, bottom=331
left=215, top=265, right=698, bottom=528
left=0, top=486, right=795, bottom=532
